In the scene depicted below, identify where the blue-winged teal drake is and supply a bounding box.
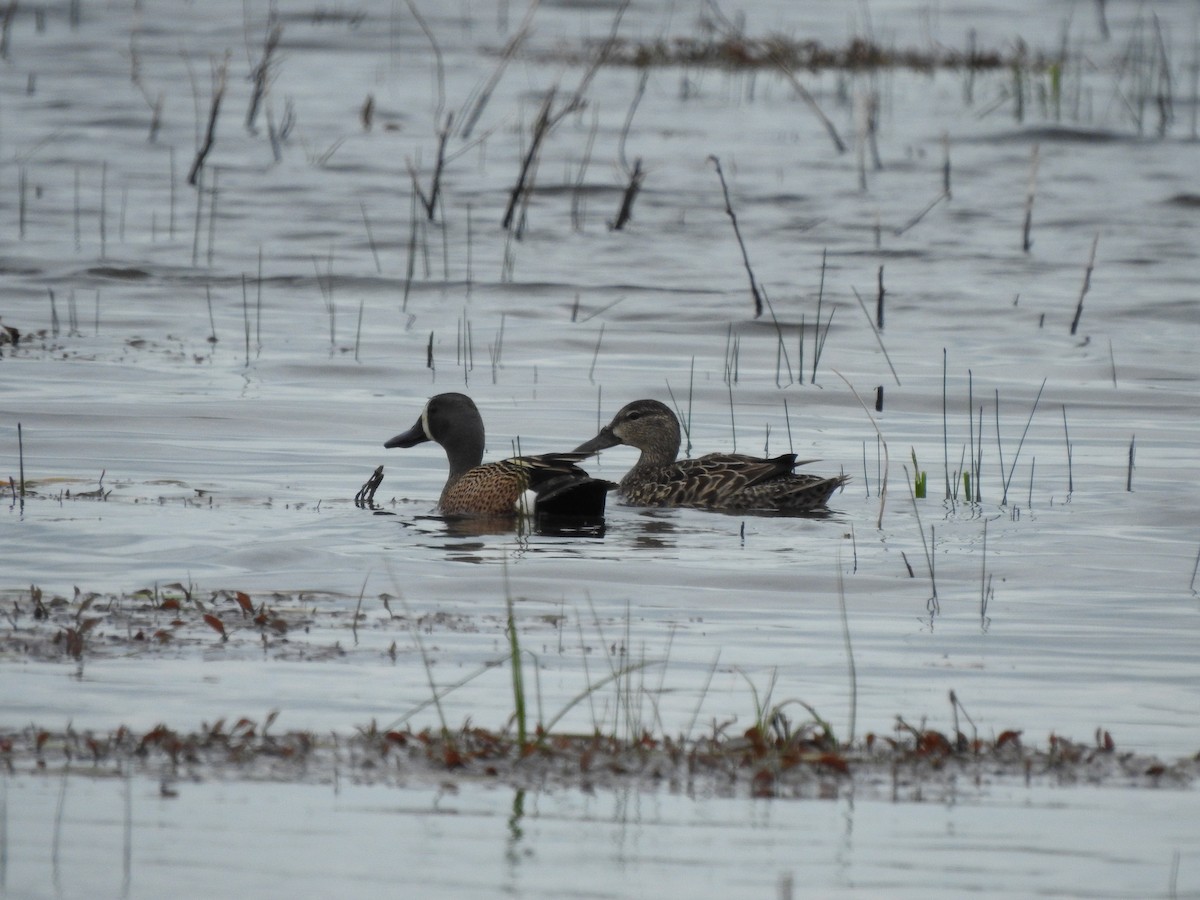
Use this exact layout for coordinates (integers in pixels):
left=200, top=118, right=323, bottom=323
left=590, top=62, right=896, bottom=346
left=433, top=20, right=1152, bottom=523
left=573, top=398, right=847, bottom=513
left=385, top=393, right=614, bottom=518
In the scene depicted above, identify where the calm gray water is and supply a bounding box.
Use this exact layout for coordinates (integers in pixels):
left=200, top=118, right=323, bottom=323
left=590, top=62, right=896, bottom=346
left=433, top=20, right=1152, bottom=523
left=3, top=0, right=1199, bottom=896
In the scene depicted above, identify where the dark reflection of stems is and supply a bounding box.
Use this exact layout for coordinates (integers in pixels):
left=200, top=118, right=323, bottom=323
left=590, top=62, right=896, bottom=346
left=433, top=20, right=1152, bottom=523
left=122, top=763, right=133, bottom=899
left=505, top=788, right=526, bottom=866
left=51, top=766, right=69, bottom=896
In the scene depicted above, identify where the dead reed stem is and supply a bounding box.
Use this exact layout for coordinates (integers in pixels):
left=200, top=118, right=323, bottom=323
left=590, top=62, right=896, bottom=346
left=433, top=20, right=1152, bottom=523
left=836, top=560, right=857, bottom=744
left=709, top=155, right=763, bottom=318
left=893, top=189, right=949, bottom=236
left=0, top=2, right=17, bottom=60
left=187, top=53, right=229, bottom=186
left=1021, top=144, right=1039, bottom=252
left=241, top=274, right=250, bottom=366
left=409, top=113, right=453, bottom=222
left=610, top=157, right=643, bottom=231
left=205, top=285, right=217, bottom=344
left=760, top=290, right=794, bottom=387
left=354, top=299, right=364, bottom=362
left=1069, top=233, right=1099, bottom=335
left=405, top=0, right=445, bottom=118
left=726, top=380, right=737, bottom=452
left=942, top=131, right=952, bottom=197
left=360, top=203, right=381, bottom=273
left=403, top=192, right=419, bottom=311
left=875, top=265, right=885, bottom=330
left=685, top=5, right=845, bottom=155
left=255, top=249, right=263, bottom=349
left=836, top=370, right=889, bottom=528
left=206, top=166, right=219, bottom=265
left=458, top=0, right=537, bottom=138
left=1061, top=405, right=1074, bottom=494
left=588, top=322, right=605, bottom=383
left=1126, top=434, right=1135, bottom=491
left=980, top=520, right=991, bottom=629
left=245, top=19, right=282, bottom=133
left=190, top=169, right=203, bottom=265
left=17, top=421, right=25, bottom=499
left=903, top=463, right=939, bottom=617
left=942, top=350, right=950, bottom=499
left=502, top=88, right=576, bottom=234
left=99, top=161, right=107, bottom=258
left=997, top=379, right=1046, bottom=506
left=17, top=166, right=26, bottom=239
left=73, top=167, right=81, bottom=250
left=571, top=109, right=599, bottom=231
left=851, top=287, right=899, bottom=385
left=617, top=68, right=648, bottom=175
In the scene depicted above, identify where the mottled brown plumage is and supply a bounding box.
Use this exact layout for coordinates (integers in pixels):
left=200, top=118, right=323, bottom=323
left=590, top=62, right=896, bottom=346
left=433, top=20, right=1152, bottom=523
left=574, top=398, right=847, bottom=513
left=385, top=393, right=613, bottom=518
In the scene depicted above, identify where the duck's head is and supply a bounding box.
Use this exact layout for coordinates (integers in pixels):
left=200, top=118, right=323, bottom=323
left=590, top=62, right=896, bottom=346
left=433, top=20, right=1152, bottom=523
left=385, top=392, right=486, bottom=473
left=574, top=398, right=680, bottom=462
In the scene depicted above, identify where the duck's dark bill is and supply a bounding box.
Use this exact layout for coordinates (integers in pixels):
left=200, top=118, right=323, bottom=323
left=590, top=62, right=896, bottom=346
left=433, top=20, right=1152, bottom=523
left=572, top=429, right=620, bottom=455
left=384, top=418, right=429, bottom=449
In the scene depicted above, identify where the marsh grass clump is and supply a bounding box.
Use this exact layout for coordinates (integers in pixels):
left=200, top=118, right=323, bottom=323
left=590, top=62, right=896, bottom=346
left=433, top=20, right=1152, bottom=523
left=583, top=35, right=1011, bottom=74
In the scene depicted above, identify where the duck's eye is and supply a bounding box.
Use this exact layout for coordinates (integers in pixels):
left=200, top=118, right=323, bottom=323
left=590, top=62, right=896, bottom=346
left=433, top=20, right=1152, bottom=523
left=626, top=412, right=641, bottom=421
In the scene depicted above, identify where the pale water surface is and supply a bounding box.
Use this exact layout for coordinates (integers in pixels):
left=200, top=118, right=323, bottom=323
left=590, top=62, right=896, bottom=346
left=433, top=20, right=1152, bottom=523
left=2, top=0, right=1199, bottom=896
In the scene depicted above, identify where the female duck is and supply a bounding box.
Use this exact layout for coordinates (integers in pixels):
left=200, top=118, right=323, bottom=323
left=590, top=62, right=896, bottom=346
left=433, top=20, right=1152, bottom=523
left=574, top=399, right=846, bottom=513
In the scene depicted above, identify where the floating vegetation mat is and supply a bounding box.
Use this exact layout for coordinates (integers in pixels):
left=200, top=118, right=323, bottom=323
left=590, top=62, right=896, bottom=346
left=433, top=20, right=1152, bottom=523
left=1, top=716, right=1193, bottom=802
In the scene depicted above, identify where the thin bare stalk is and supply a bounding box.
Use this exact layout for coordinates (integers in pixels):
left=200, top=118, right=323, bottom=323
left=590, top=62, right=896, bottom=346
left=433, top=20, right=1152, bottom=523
left=1062, top=404, right=1074, bottom=494
left=17, top=421, right=25, bottom=500
left=1022, top=143, right=1039, bottom=252
left=997, top=379, right=1047, bottom=505
left=241, top=274, right=250, bottom=367
left=709, top=155, right=763, bottom=318
left=836, top=559, right=856, bottom=744
left=360, top=203, right=381, bottom=273
left=1126, top=434, right=1135, bottom=492
left=1069, top=233, right=1099, bottom=335
left=408, top=113, right=453, bottom=222
left=610, top=158, right=643, bottom=231
left=405, top=0, right=445, bottom=118
left=201, top=285, right=216, bottom=345
left=893, top=189, right=949, bottom=236
left=687, top=0, right=847, bottom=154
left=588, top=322, right=605, bottom=383
left=835, top=369, right=889, bottom=529
left=904, top=464, right=939, bottom=617
left=459, top=0, right=538, bottom=138
left=187, top=53, right=229, bottom=186
left=851, top=286, right=899, bottom=385
left=245, top=18, right=282, bottom=133
left=571, top=109, right=599, bottom=231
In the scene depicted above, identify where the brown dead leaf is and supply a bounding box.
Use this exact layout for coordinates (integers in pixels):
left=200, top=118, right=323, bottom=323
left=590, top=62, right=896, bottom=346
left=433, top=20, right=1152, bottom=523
left=202, top=614, right=227, bottom=638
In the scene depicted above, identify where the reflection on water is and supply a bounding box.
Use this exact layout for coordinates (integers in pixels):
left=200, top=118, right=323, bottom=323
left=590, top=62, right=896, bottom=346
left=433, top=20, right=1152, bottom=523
left=631, top=509, right=680, bottom=550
